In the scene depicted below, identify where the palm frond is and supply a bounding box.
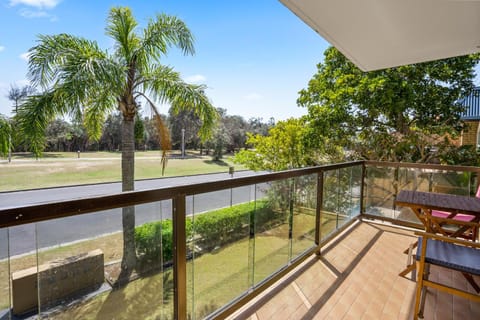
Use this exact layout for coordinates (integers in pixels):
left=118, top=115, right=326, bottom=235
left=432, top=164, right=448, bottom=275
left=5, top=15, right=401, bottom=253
left=106, top=7, right=140, bottom=62
left=15, top=93, right=58, bottom=157
left=83, top=90, right=116, bottom=141
left=135, top=92, right=171, bottom=175
left=24, top=32, right=123, bottom=152
left=140, top=64, right=218, bottom=140
left=138, top=13, right=195, bottom=67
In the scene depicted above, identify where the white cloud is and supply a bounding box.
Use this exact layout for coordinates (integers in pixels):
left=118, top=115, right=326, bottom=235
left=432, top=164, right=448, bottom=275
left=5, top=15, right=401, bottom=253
left=18, top=8, right=57, bottom=20
left=243, top=93, right=263, bottom=101
left=185, top=74, right=207, bottom=84
left=0, top=46, right=5, bottom=52
left=9, top=0, right=60, bottom=9
left=20, top=52, right=30, bottom=61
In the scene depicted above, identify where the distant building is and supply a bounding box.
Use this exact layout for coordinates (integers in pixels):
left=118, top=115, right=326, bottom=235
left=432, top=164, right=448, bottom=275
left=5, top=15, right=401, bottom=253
left=460, top=87, right=480, bottom=149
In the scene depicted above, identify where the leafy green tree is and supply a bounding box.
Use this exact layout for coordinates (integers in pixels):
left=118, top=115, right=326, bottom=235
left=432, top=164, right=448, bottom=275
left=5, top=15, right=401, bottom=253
left=247, top=117, right=273, bottom=137
left=223, top=114, right=248, bottom=152
left=134, top=114, right=145, bottom=150
left=16, top=7, right=217, bottom=276
left=168, top=108, right=202, bottom=150
left=99, top=113, right=122, bottom=151
left=45, top=119, right=73, bottom=151
left=210, top=124, right=230, bottom=161
left=0, top=114, right=12, bottom=159
left=298, top=47, right=480, bottom=163
left=234, top=118, right=334, bottom=171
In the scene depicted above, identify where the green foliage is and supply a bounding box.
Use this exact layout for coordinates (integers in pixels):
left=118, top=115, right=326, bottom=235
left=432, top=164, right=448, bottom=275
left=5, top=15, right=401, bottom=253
left=438, top=144, right=480, bottom=166
left=298, top=46, right=480, bottom=164
left=134, top=114, right=145, bottom=148
left=0, top=115, right=12, bottom=157
left=234, top=118, right=342, bottom=171
left=15, top=7, right=219, bottom=271
left=135, top=220, right=174, bottom=264
left=134, top=200, right=279, bottom=265
left=16, top=6, right=217, bottom=160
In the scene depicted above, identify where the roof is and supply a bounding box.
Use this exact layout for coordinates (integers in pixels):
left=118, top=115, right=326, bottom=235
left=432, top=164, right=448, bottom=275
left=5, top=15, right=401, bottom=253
left=279, top=0, right=480, bottom=71
left=461, top=87, right=480, bottom=121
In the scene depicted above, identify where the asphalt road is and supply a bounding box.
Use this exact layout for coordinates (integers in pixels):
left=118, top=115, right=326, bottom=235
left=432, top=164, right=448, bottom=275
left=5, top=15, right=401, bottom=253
left=0, top=171, right=268, bottom=259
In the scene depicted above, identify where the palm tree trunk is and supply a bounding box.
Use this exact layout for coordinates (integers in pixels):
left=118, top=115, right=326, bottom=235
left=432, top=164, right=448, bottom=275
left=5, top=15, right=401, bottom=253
left=121, top=116, right=136, bottom=277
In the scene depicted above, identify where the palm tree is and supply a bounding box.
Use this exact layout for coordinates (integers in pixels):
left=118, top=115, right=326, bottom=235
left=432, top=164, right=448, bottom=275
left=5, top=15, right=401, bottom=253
left=16, top=7, right=217, bottom=277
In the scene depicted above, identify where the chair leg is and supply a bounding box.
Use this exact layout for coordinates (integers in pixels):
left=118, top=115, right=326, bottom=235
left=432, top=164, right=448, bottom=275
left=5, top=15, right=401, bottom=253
left=418, top=263, right=430, bottom=318
left=399, top=243, right=416, bottom=279
left=414, top=260, right=427, bottom=319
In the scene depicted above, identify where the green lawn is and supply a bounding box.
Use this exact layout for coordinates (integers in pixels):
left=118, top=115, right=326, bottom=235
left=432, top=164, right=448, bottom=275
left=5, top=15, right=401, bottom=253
left=0, top=151, right=246, bottom=191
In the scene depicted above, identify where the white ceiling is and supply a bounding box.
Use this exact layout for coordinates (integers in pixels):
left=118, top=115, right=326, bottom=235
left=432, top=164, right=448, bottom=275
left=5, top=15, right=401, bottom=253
left=280, top=0, right=480, bottom=71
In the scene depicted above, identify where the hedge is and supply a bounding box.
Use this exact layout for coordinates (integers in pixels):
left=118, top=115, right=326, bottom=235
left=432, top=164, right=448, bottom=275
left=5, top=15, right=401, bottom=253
left=134, top=200, right=282, bottom=266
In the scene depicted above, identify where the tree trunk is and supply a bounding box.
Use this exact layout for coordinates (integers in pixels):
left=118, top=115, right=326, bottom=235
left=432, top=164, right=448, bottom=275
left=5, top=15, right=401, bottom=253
left=120, top=116, right=136, bottom=277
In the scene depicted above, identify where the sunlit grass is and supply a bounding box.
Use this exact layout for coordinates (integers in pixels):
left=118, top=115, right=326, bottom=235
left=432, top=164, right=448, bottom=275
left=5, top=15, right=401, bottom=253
left=0, top=151, right=245, bottom=191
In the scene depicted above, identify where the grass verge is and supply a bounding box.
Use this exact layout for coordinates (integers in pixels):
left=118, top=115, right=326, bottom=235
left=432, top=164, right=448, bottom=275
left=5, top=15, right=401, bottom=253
left=0, top=151, right=245, bottom=191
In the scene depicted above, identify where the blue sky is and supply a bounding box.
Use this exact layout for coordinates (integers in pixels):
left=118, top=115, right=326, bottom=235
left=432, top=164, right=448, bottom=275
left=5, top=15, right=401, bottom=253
left=0, top=0, right=329, bottom=121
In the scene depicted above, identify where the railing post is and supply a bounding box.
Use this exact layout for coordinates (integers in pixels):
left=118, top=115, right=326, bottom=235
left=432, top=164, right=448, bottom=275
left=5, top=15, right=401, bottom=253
left=173, top=194, right=187, bottom=320
left=315, top=171, right=324, bottom=254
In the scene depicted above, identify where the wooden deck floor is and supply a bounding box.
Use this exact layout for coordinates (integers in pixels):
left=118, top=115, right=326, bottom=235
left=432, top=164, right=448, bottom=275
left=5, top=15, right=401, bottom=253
left=229, top=221, right=480, bottom=320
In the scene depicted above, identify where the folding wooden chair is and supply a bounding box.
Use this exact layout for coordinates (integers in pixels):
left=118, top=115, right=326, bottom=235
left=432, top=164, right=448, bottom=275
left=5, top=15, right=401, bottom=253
left=414, top=231, right=480, bottom=319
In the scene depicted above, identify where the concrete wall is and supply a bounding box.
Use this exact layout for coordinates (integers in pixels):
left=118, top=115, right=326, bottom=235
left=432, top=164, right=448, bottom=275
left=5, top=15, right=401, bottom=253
left=11, top=249, right=104, bottom=315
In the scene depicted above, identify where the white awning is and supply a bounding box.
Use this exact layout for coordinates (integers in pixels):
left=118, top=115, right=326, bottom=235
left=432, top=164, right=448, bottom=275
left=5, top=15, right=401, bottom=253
left=280, top=0, right=480, bottom=71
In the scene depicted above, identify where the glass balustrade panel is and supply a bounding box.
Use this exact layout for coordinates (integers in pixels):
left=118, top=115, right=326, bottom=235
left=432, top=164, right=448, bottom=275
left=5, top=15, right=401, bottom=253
left=188, top=186, right=253, bottom=319
left=31, top=200, right=173, bottom=319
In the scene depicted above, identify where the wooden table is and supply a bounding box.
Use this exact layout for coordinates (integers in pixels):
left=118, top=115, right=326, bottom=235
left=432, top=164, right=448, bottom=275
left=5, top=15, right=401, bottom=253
left=395, top=190, right=480, bottom=238
left=395, top=190, right=480, bottom=284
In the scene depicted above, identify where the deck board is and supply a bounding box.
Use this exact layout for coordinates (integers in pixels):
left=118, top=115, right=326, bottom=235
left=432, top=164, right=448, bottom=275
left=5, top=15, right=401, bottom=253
left=229, top=222, right=480, bottom=320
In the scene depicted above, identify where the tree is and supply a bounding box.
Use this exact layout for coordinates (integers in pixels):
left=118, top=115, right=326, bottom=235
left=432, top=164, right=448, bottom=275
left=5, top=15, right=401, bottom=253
left=99, top=113, right=122, bottom=151
left=298, top=47, right=480, bottom=163
left=0, top=114, right=12, bottom=158
left=134, top=114, right=145, bottom=150
left=234, top=118, right=331, bottom=171
left=7, top=84, right=35, bottom=113
left=45, top=119, right=73, bottom=151
left=168, top=108, right=202, bottom=150
left=210, top=124, right=230, bottom=161
left=223, top=114, right=248, bottom=152
left=16, top=7, right=217, bottom=277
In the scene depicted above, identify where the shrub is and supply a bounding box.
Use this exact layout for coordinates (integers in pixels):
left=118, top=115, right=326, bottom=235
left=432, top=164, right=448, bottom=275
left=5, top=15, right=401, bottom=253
left=134, top=200, right=282, bottom=266
left=135, top=219, right=173, bottom=265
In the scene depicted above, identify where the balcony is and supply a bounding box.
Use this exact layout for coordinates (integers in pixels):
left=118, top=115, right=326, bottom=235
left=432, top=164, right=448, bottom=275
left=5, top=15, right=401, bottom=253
left=0, top=161, right=479, bottom=319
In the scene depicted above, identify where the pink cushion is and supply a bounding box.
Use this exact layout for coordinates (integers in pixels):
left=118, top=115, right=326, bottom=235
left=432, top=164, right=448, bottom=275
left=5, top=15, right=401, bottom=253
left=431, top=210, right=475, bottom=222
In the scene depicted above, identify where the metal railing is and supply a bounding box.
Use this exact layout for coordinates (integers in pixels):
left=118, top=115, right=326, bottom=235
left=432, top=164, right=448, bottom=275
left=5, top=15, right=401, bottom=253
left=0, top=160, right=478, bottom=319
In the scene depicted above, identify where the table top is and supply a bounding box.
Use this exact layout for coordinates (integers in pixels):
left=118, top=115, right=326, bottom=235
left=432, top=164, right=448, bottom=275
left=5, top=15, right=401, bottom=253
left=396, top=190, right=480, bottom=217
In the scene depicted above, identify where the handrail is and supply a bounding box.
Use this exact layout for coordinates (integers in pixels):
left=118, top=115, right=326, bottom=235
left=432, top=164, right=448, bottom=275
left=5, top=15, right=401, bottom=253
left=365, top=160, right=480, bottom=173
left=0, top=161, right=363, bottom=228
left=2, top=160, right=476, bottom=228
